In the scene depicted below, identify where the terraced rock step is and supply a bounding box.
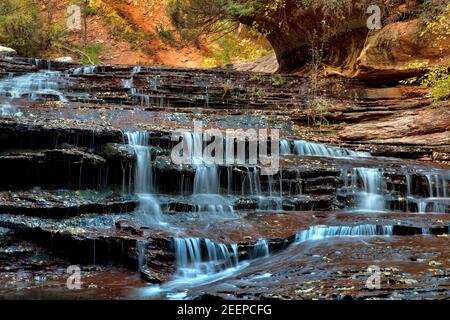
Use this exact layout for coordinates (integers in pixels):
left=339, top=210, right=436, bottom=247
left=0, top=190, right=136, bottom=218
left=2, top=57, right=449, bottom=160
left=0, top=118, right=123, bottom=151
left=183, top=235, right=450, bottom=300
left=1, top=211, right=448, bottom=284
left=0, top=149, right=111, bottom=190
left=1, top=57, right=449, bottom=299
left=0, top=117, right=448, bottom=215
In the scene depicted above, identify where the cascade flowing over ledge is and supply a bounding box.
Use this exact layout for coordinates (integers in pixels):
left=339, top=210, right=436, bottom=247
left=0, top=57, right=449, bottom=300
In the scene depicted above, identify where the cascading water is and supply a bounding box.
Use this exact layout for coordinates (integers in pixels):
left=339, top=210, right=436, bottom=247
left=408, top=172, right=449, bottom=213
left=423, top=174, right=449, bottom=211
left=0, top=70, right=67, bottom=103
left=280, top=139, right=291, bottom=155
left=295, top=224, right=393, bottom=243
left=126, top=132, right=153, bottom=193
left=340, top=167, right=449, bottom=213
left=283, top=141, right=388, bottom=212
left=251, top=239, right=270, bottom=258
left=136, top=240, right=146, bottom=272
left=239, top=166, right=285, bottom=211
left=3, top=59, right=449, bottom=301
left=352, top=168, right=385, bottom=212
left=0, top=101, right=22, bottom=117
left=283, top=140, right=450, bottom=214
left=293, top=140, right=369, bottom=158
left=174, top=238, right=239, bottom=278
left=142, top=238, right=245, bottom=298
left=180, top=131, right=234, bottom=216
left=125, top=131, right=163, bottom=224
left=241, top=166, right=261, bottom=196
left=28, top=58, right=53, bottom=70
left=73, top=65, right=97, bottom=75
left=194, top=166, right=219, bottom=194
left=122, top=66, right=140, bottom=93
left=123, top=66, right=153, bottom=106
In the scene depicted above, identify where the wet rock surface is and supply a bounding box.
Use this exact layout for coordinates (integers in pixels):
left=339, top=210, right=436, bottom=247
left=183, top=235, right=450, bottom=300
left=0, top=57, right=449, bottom=299
left=0, top=190, right=136, bottom=218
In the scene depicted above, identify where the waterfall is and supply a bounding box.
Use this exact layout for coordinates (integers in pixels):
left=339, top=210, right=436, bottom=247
left=0, top=102, right=22, bottom=117
left=293, top=140, right=368, bottom=158
left=140, top=238, right=244, bottom=297
left=239, top=166, right=284, bottom=211
left=136, top=240, right=146, bottom=272
left=410, top=172, right=449, bottom=213
left=180, top=131, right=234, bottom=215
left=171, top=225, right=393, bottom=287
left=341, top=167, right=449, bottom=214
left=23, top=58, right=55, bottom=70
left=125, top=132, right=153, bottom=193
left=241, top=166, right=261, bottom=196
left=277, top=139, right=448, bottom=214
left=194, top=166, right=219, bottom=194
left=174, top=238, right=239, bottom=279
left=125, top=131, right=162, bottom=224
left=251, top=239, right=270, bottom=258
left=0, top=70, right=67, bottom=102
left=151, top=75, right=159, bottom=91
left=340, top=168, right=386, bottom=212
left=280, top=139, right=291, bottom=155
left=295, top=224, right=393, bottom=243
left=73, top=66, right=97, bottom=75
left=425, top=174, right=448, bottom=198
left=123, top=66, right=151, bottom=106
left=355, top=168, right=386, bottom=212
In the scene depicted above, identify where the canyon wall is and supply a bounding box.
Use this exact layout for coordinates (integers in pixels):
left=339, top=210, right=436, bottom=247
left=239, top=0, right=449, bottom=79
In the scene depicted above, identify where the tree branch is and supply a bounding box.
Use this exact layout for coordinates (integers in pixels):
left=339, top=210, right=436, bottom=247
left=59, top=44, right=96, bottom=65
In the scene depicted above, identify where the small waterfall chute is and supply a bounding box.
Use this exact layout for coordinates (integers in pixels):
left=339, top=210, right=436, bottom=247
left=179, top=131, right=234, bottom=216
left=341, top=167, right=449, bottom=214
left=293, top=140, right=368, bottom=158
left=295, top=224, right=393, bottom=243
left=123, top=65, right=152, bottom=107
left=340, top=167, right=386, bottom=212
left=0, top=101, right=22, bottom=117
left=355, top=168, right=386, bottom=212
left=0, top=70, right=67, bottom=102
left=251, top=239, right=270, bottom=258
left=125, top=131, right=163, bottom=224
left=73, top=65, right=97, bottom=75
left=174, top=237, right=239, bottom=279
left=125, top=131, right=153, bottom=193
left=280, top=139, right=291, bottom=155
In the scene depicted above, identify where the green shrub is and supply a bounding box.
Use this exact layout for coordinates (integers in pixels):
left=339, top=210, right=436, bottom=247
left=401, top=65, right=450, bottom=106
left=421, top=66, right=450, bottom=106
left=156, top=25, right=176, bottom=45
left=249, top=87, right=265, bottom=98
left=250, top=74, right=264, bottom=83
left=418, top=0, right=448, bottom=34
left=271, top=75, right=285, bottom=87
left=429, top=75, right=450, bottom=105
left=206, top=31, right=271, bottom=66
left=71, top=43, right=104, bottom=64
left=83, top=43, right=104, bottom=64
left=0, top=0, right=43, bottom=56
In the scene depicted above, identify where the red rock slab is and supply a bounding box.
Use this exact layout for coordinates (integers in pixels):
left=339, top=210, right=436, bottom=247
left=183, top=235, right=450, bottom=300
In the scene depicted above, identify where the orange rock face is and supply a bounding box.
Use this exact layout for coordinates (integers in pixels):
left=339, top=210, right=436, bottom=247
left=354, top=19, right=450, bottom=79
